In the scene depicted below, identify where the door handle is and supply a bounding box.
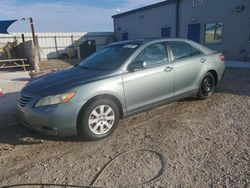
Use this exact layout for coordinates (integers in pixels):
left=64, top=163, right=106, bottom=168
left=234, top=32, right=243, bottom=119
left=164, top=66, right=173, bottom=72
left=200, top=58, right=207, bottom=63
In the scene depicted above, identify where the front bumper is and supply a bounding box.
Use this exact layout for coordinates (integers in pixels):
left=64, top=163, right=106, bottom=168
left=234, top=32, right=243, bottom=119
left=18, top=91, right=86, bottom=136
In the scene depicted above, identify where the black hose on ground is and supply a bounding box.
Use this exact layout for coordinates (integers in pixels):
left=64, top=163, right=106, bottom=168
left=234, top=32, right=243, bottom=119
left=1, top=148, right=166, bottom=188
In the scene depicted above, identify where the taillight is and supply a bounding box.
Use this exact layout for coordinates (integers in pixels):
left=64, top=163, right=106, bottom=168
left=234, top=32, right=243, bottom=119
left=220, top=54, right=225, bottom=62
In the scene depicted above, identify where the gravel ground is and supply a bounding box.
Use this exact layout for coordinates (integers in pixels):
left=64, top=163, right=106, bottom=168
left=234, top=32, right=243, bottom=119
left=0, top=68, right=249, bottom=188
left=39, top=59, right=72, bottom=71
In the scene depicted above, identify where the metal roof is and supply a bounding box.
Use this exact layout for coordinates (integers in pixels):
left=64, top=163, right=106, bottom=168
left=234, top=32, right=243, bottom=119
left=112, top=0, right=177, bottom=19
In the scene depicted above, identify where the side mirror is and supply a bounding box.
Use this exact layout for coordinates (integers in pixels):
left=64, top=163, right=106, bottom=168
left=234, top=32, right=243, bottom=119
left=128, top=60, right=147, bottom=71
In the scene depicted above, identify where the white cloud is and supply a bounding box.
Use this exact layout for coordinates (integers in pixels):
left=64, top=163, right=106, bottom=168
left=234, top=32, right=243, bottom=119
left=0, top=0, right=165, bottom=32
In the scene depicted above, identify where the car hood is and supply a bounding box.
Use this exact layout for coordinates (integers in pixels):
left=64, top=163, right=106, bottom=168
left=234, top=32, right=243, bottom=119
left=23, top=66, right=114, bottom=96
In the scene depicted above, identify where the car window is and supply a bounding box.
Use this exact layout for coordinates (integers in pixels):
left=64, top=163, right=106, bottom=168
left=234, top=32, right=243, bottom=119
left=191, top=46, right=203, bottom=56
left=132, top=42, right=168, bottom=67
left=168, top=42, right=193, bottom=61
left=168, top=41, right=202, bottom=61
left=79, top=44, right=138, bottom=70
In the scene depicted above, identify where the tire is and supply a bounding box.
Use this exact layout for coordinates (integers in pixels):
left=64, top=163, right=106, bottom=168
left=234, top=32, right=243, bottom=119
left=78, top=98, right=120, bottom=140
left=197, top=72, right=215, bottom=100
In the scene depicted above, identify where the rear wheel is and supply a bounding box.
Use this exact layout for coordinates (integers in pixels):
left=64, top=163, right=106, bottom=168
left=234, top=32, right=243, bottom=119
left=78, top=98, right=120, bottom=140
left=197, top=72, right=215, bottom=100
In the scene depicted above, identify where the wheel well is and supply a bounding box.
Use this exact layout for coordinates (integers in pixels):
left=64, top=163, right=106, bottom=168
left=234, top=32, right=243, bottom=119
left=77, top=94, right=124, bottom=132
left=208, top=70, right=218, bottom=86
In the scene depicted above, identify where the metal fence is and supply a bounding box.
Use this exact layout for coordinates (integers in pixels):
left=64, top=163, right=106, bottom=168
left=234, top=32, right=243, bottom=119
left=0, top=32, right=114, bottom=60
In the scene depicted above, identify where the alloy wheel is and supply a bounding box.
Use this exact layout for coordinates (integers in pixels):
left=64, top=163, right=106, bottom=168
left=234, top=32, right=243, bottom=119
left=201, top=76, right=214, bottom=97
left=88, top=105, right=115, bottom=135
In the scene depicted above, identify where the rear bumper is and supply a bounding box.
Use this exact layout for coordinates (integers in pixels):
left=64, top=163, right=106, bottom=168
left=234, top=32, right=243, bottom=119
left=220, top=68, right=226, bottom=81
left=217, top=63, right=226, bottom=83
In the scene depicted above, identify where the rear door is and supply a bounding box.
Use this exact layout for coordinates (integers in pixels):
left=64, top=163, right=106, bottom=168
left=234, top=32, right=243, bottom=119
left=167, top=41, right=205, bottom=97
left=122, top=42, right=175, bottom=114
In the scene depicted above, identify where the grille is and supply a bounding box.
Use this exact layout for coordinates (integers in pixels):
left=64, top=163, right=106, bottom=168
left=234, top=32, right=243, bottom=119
left=19, top=96, right=33, bottom=108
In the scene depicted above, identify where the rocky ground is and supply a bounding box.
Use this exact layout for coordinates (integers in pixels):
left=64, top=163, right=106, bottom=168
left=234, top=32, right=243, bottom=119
left=0, top=68, right=249, bottom=188
left=39, top=59, right=73, bottom=71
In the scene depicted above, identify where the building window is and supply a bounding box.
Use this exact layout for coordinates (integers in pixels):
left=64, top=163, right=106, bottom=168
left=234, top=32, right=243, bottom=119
left=193, top=0, right=203, bottom=6
left=205, top=22, right=223, bottom=44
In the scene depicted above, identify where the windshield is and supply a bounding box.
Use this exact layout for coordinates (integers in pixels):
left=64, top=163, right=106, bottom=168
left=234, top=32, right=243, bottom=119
left=79, top=44, right=138, bottom=70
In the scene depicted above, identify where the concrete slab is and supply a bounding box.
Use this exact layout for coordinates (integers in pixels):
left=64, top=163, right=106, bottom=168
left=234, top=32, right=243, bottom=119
left=0, top=71, right=30, bottom=81
left=0, top=71, right=30, bottom=94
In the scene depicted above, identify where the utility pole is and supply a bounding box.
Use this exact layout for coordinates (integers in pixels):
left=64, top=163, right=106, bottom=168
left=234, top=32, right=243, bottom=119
left=29, top=17, right=40, bottom=71
left=29, top=17, right=37, bottom=46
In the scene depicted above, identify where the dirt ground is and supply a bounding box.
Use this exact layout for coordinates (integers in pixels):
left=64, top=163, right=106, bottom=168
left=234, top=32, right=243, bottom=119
left=0, top=68, right=249, bottom=188
left=39, top=59, right=72, bottom=71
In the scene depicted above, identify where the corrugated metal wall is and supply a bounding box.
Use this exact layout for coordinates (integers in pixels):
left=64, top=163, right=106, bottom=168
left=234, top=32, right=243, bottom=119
left=113, top=0, right=250, bottom=60
left=114, top=3, right=177, bottom=41
left=179, top=0, right=250, bottom=60
left=0, top=32, right=114, bottom=60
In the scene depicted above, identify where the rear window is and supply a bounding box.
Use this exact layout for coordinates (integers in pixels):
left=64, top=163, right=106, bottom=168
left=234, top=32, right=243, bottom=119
left=168, top=41, right=202, bottom=61
left=191, top=46, right=203, bottom=56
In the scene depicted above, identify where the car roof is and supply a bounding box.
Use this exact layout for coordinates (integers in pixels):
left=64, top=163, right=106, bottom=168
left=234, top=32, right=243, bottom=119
left=108, top=39, right=146, bottom=46
left=109, top=38, right=215, bottom=55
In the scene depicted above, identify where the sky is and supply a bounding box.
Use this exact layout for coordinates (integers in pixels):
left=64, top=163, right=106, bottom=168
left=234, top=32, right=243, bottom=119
left=0, top=0, right=164, bottom=33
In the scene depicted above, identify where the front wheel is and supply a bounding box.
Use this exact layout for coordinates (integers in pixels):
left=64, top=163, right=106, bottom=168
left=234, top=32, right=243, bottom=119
left=197, top=72, right=215, bottom=100
left=78, top=98, right=120, bottom=140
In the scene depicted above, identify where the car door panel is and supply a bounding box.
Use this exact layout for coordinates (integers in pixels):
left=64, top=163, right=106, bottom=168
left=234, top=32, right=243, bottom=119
left=123, top=63, right=174, bottom=113
left=122, top=42, right=175, bottom=114
left=174, top=56, right=204, bottom=96
left=168, top=41, right=204, bottom=97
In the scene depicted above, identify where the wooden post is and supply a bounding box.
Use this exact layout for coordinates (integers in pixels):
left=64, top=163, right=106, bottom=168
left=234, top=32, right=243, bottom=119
left=77, top=46, right=81, bottom=59
left=21, top=34, right=25, bottom=42
left=54, top=36, right=59, bottom=58
left=36, top=35, right=41, bottom=61
left=29, top=18, right=37, bottom=46
left=29, top=17, right=40, bottom=71
left=21, top=34, right=25, bottom=59
left=71, top=35, right=75, bottom=58
left=71, top=35, right=74, bottom=44
left=7, top=50, right=11, bottom=59
left=21, top=59, right=26, bottom=72
left=68, top=47, right=72, bottom=64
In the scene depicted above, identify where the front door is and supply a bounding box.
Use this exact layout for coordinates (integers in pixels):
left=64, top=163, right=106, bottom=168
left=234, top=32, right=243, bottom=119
left=188, top=23, right=201, bottom=43
left=122, top=42, right=175, bottom=114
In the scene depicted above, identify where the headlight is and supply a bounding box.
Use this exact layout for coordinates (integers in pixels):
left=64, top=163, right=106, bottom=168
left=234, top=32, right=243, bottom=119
left=35, top=92, right=76, bottom=107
